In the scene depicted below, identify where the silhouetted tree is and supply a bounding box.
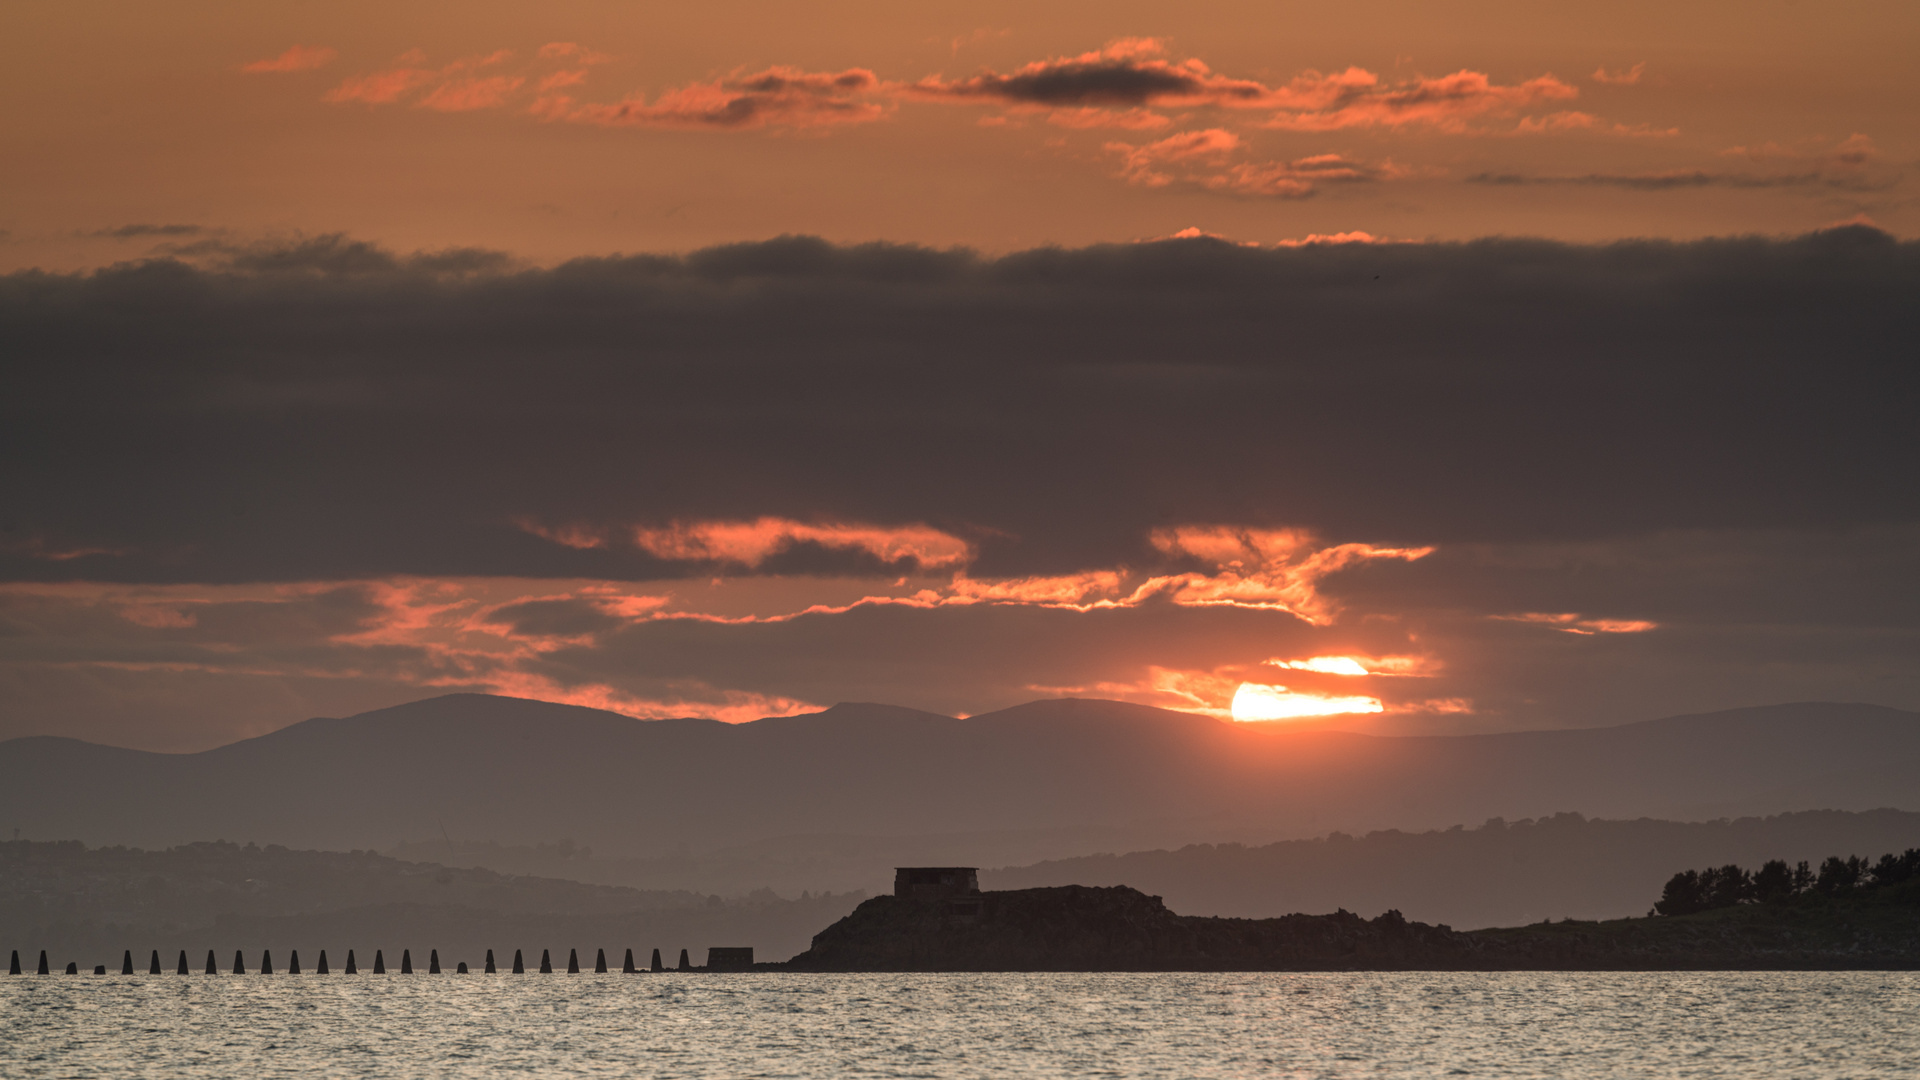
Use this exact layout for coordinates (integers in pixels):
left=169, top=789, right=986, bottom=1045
left=1654, top=870, right=1706, bottom=916
left=1792, top=860, right=1815, bottom=893
left=1751, top=859, right=1796, bottom=902
left=1816, top=855, right=1868, bottom=893
left=1870, top=849, right=1920, bottom=888
left=1700, top=864, right=1752, bottom=908
left=1657, top=848, right=1920, bottom=915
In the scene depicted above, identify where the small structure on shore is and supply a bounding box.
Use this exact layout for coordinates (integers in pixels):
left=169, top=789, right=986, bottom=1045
left=894, top=867, right=979, bottom=900
left=706, top=947, right=753, bottom=971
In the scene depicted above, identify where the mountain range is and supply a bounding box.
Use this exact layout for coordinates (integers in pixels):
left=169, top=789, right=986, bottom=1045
left=3, top=694, right=1916, bottom=898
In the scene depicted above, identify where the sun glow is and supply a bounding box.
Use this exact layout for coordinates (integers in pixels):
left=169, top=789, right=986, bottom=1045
left=1229, top=682, right=1384, bottom=722
left=1270, top=655, right=1370, bottom=675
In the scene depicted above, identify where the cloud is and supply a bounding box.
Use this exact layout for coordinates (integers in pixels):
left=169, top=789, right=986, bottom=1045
left=86, top=224, right=205, bottom=239
left=323, top=63, right=439, bottom=105
left=322, top=49, right=519, bottom=108
left=1206, top=154, right=1397, bottom=197
left=418, top=76, right=526, bottom=112
left=1, top=536, right=131, bottom=562
left=241, top=45, right=338, bottom=74
left=1591, top=63, right=1646, bottom=86
left=514, top=518, right=608, bottom=550
left=5, top=228, right=1913, bottom=593
left=909, top=41, right=1581, bottom=137
left=1512, top=110, right=1598, bottom=134
left=1107, top=128, right=1241, bottom=185
left=5, top=523, right=1919, bottom=745
left=1466, top=169, right=1888, bottom=192
left=1723, top=132, right=1879, bottom=167
left=949, top=28, right=1013, bottom=55
left=1260, top=69, right=1578, bottom=132
left=1142, top=527, right=1431, bottom=624
left=536, top=42, right=612, bottom=65
left=632, top=519, right=972, bottom=572
left=542, top=67, right=886, bottom=129
left=1492, top=612, right=1659, bottom=635
left=1045, top=107, right=1172, bottom=130
left=9, top=229, right=1912, bottom=744
left=1269, top=655, right=1436, bottom=676
left=908, top=38, right=1275, bottom=109
left=1107, top=131, right=1398, bottom=198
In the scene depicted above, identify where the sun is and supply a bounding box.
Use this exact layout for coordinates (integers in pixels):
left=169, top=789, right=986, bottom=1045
left=1229, top=683, right=1384, bottom=722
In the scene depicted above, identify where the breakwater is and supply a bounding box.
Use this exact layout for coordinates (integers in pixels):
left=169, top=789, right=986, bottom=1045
left=7, top=945, right=749, bottom=975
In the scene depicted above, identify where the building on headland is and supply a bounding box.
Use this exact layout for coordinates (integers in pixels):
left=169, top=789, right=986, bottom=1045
left=706, top=947, right=754, bottom=972
left=894, top=867, right=980, bottom=899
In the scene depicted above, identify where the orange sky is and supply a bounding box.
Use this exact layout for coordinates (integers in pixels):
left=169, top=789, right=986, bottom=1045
left=4, top=0, right=1914, bottom=270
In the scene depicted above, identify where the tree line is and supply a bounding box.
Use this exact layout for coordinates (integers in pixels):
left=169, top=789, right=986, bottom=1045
left=1654, top=849, right=1920, bottom=916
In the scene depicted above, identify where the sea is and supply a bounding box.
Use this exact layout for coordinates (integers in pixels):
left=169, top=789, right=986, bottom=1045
left=3, top=971, right=1914, bottom=1078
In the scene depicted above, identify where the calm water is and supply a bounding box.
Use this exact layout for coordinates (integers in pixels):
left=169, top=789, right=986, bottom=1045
left=3, top=972, right=1914, bottom=1078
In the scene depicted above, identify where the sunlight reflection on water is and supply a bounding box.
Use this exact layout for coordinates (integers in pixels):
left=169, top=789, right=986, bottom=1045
left=4, top=971, right=1914, bottom=1078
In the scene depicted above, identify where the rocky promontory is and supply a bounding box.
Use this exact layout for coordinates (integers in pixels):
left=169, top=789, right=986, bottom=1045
left=780, top=883, right=1920, bottom=971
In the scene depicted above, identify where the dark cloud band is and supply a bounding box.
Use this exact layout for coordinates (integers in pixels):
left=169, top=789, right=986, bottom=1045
left=1, top=227, right=1913, bottom=584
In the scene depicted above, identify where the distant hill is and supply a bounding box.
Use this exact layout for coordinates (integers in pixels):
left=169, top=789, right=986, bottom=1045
left=1, top=695, right=1916, bottom=894
left=985, top=809, right=1920, bottom=928
left=0, top=840, right=862, bottom=968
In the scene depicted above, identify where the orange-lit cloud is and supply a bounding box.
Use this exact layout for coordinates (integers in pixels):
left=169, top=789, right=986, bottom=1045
left=536, top=42, right=612, bottom=65
left=1466, top=133, right=1893, bottom=190
left=1260, top=69, right=1578, bottom=132
left=1107, top=128, right=1241, bottom=185
left=1046, top=107, right=1173, bottom=131
left=1027, top=665, right=1246, bottom=719
left=1209, top=154, right=1397, bottom=197
left=1268, top=654, right=1439, bottom=676
left=419, top=76, right=526, bottom=112
left=539, top=70, right=591, bottom=92
left=1142, top=526, right=1432, bottom=624
left=549, top=67, right=886, bottom=129
left=1513, top=110, right=1599, bottom=134
left=1723, top=132, right=1878, bottom=166
left=908, top=38, right=1273, bottom=111
left=301, top=35, right=1671, bottom=190
left=1495, top=612, right=1658, bottom=635
left=633, top=518, right=972, bottom=569
left=948, top=28, right=1013, bottom=56
left=475, top=671, right=821, bottom=725
left=1271, top=230, right=1393, bottom=247
left=323, top=57, right=440, bottom=105
left=1107, top=131, right=1400, bottom=198
left=943, top=571, right=1125, bottom=606
left=241, top=45, right=338, bottom=74
left=323, top=49, right=538, bottom=112
left=1592, top=63, right=1646, bottom=86
left=512, top=517, right=608, bottom=550
left=909, top=41, right=1582, bottom=139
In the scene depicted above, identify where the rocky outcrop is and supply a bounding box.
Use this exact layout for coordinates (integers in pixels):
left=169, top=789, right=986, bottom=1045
left=785, top=885, right=1477, bottom=971
left=781, top=883, right=1920, bottom=971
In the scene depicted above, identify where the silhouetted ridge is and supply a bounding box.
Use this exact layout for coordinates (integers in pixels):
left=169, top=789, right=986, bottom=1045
left=3, top=695, right=1916, bottom=884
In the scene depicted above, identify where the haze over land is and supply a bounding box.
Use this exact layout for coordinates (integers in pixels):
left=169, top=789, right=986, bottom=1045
left=5, top=694, right=1918, bottom=936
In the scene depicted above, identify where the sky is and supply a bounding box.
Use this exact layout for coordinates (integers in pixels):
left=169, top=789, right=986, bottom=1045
left=1, top=0, right=1916, bottom=751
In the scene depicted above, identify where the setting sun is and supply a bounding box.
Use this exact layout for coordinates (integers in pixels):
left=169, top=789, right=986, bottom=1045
left=1229, top=683, right=1385, bottom=722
